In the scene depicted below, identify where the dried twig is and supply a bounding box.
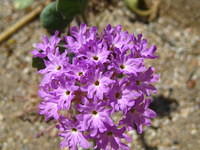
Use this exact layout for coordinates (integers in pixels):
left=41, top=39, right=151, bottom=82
left=12, top=105, right=38, bottom=118
left=0, top=1, right=50, bottom=44
left=35, top=123, right=58, bottom=138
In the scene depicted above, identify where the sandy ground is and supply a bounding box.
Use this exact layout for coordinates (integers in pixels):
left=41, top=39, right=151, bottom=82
left=0, top=0, right=200, bottom=150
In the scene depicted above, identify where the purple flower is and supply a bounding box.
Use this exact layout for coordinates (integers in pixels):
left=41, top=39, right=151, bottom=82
left=53, top=83, right=78, bottom=110
left=33, top=24, right=159, bottom=149
left=38, top=82, right=60, bottom=120
left=86, top=69, right=114, bottom=99
left=38, top=51, right=68, bottom=75
left=94, top=125, right=130, bottom=150
left=77, top=99, right=113, bottom=136
left=66, top=59, right=93, bottom=83
left=39, top=100, right=59, bottom=120
left=79, top=40, right=110, bottom=65
left=131, top=34, right=158, bottom=59
left=103, top=24, right=133, bottom=51
left=120, top=98, right=157, bottom=134
left=109, top=81, right=141, bottom=113
left=32, top=31, right=61, bottom=58
left=65, top=24, right=98, bottom=53
left=58, top=119, right=91, bottom=150
left=128, top=67, right=159, bottom=96
left=112, top=50, right=145, bottom=75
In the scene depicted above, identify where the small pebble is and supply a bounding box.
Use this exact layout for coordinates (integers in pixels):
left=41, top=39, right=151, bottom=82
left=186, top=80, right=196, bottom=89
left=191, top=129, right=197, bottom=135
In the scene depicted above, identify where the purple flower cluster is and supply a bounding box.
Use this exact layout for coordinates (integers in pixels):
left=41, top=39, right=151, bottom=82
left=32, top=24, right=159, bottom=150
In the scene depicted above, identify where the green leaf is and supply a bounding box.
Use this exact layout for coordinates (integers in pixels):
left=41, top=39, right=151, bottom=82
left=124, top=0, right=139, bottom=10
left=40, top=2, right=72, bottom=32
left=32, top=57, right=45, bottom=70
left=56, top=0, right=88, bottom=19
left=14, top=0, right=33, bottom=9
left=124, top=0, right=152, bottom=16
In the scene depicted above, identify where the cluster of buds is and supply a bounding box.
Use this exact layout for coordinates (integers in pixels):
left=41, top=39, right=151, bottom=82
left=32, top=24, right=159, bottom=150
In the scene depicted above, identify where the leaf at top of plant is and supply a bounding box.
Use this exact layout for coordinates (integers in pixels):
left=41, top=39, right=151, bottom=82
left=40, top=2, right=72, bottom=32
left=124, top=0, right=138, bottom=9
left=124, top=0, right=152, bottom=17
left=56, top=0, right=88, bottom=19
left=14, top=0, right=34, bottom=9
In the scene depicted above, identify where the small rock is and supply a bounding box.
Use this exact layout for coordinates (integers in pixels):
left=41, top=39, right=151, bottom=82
left=186, top=80, right=196, bottom=89
left=191, top=129, right=197, bottom=135
left=180, top=108, right=190, bottom=118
